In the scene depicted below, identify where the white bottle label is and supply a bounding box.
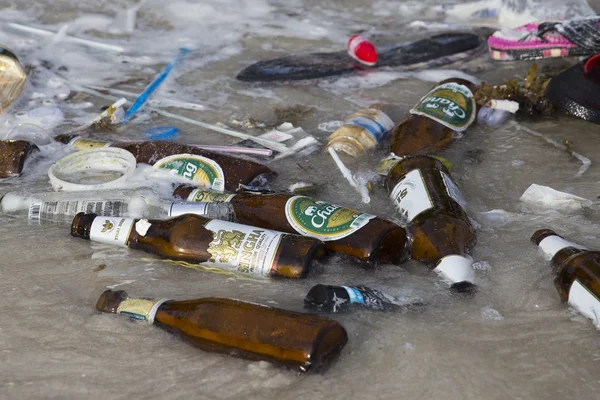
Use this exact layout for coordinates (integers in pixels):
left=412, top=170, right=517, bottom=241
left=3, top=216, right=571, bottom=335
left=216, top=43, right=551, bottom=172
left=441, top=171, right=466, bottom=209
left=203, top=220, right=283, bottom=277
left=90, top=216, right=136, bottom=247
left=168, top=202, right=214, bottom=217
left=434, top=254, right=475, bottom=285
left=568, top=279, right=600, bottom=327
left=28, top=199, right=127, bottom=225
left=390, top=169, right=433, bottom=222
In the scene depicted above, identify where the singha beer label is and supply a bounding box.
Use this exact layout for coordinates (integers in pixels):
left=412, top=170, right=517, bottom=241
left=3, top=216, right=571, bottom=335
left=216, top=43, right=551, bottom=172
left=203, top=220, right=283, bottom=276
left=186, top=189, right=236, bottom=203
left=154, top=154, right=226, bottom=192
left=410, top=82, right=476, bottom=131
left=390, top=169, right=433, bottom=222
left=285, top=196, right=375, bottom=241
left=90, top=216, right=136, bottom=247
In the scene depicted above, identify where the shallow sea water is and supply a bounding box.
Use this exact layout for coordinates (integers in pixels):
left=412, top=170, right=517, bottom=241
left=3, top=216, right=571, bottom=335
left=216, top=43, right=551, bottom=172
left=1, top=1, right=600, bottom=399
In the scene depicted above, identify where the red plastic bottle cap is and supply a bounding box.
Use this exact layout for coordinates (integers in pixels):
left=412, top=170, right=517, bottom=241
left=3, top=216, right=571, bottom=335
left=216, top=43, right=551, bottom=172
left=584, top=53, right=600, bottom=76
left=348, top=34, right=378, bottom=66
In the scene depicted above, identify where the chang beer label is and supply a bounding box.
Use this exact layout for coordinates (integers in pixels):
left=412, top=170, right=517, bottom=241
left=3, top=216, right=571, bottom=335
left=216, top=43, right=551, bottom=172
left=440, top=171, right=466, bottom=209
left=153, top=154, right=226, bottom=192
left=410, top=82, right=476, bottom=131
left=69, top=137, right=112, bottom=150
left=203, top=220, right=283, bottom=277
left=117, top=298, right=168, bottom=323
left=568, top=279, right=600, bottom=327
left=284, top=196, right=375, bottom=241
left=390, top=169, right=433, bottom=222
left=186, top=189, right=236, bottom=203
left=90, top=216, right=136, bottom=247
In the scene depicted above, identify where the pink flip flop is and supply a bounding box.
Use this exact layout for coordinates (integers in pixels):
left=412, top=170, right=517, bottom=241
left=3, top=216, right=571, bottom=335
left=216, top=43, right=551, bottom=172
left=488, top=17, right=600, bottom=61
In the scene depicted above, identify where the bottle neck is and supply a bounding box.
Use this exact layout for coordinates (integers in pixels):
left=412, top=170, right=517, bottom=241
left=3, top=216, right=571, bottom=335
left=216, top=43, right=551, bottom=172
left=537, top=234, right=587, bottom=260
left=116, top=297, right=169, bottom=324
left=71, top=212, right=97, bottom=239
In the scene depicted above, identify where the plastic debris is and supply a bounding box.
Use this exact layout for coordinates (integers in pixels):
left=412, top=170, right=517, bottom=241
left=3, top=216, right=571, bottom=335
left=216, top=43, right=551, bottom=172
left=327, top=147, right=370, bottom=203
left=144, top=126, right=180, bottom=140
left=519, top=183, right=592, bottom=211
left=122, top=48, right=190, bottom=124
left=347, top=34, right=378, bottom=66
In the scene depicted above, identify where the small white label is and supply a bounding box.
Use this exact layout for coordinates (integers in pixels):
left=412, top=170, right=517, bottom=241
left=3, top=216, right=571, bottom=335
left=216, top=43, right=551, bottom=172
left=441, top=171, right=466, bottom=209
left=390, top=169, right=433, bottom=222
left=28, top=199, right=126, bottom=225
left=90, top=217, right=136, bottom=247
left=135, top=219, right=152, bottom=236
left=168, top=202, right=213, bottom=217
left=434, top=254, right=475, bottom=285
left=568, top=279, right=600, bottom=327
left=538, top=236, right=587, bottom=259
left=203, top=220, right=284, bottom=277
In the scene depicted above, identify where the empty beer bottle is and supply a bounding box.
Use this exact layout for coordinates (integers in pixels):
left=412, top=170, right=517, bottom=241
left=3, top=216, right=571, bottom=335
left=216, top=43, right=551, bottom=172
left=531, top=229, right=600, bottom=327
left=385, top=155, right=476, bottom=291
left=0, top=140, right=39, bottom=177
left=53, top=134, right=276, bottom=192
left=71, top=212, right=326, bottom=279
left=172, top=185, right=409, bottom=265
left=325, top=107, right=395, bottom=157
left=2, top=187, right=232, bottom=225
left=96, top=289, right=348, bottom=372
left=304, top=284, right=406, bottom=312
left=390, top=78, right=478, bottom=156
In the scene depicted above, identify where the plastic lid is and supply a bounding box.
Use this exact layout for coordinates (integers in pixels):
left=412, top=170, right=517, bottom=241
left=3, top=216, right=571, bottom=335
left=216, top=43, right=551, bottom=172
left=48, top=147, right=136, bottom=191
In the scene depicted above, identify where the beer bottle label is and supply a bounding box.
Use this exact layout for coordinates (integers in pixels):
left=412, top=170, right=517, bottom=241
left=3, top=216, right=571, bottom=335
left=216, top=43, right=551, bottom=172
left=345, top=112, right=393, bottom=142
left=409, top=82, right=476, bottom=132
left=90, top=216, right=136, bottom=247
left=69, top=137, right=112, bottom=150
left=285, top=196, right=376, bottom=241
left=440, top=171, right=466, bottom=209
left=186, top=189, right=236, bottom=203
left=117, top=298, right=168, bottom=323
left=390, top=169, right=433, bottom=222
left=342, top=286, right=366, bottom=304
left=28, top=199, right=126, bottom=225
left=203, top=220, right=283, bottom=277
left=168, top=201, right=215, bottom=217
left=153, top=154, right=226, bottom=192
left=568, top=279, right=600, bottom=327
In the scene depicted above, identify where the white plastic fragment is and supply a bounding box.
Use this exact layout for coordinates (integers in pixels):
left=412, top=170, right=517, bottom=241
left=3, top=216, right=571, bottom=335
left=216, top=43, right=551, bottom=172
left=519, top=183, right=592, bottom=211
left=5, top=22, right=125, bottom=52
left=327, top=147, right=370, bottom=203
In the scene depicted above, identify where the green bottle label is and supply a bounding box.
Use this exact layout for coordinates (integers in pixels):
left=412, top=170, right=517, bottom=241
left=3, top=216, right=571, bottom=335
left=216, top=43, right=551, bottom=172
left=187, top=189, right=236, bottom=203
left=409, top=82, right=476, bottom=132
left=153, top=154, right=225, bottom=192
left=285, top=196, right=375, bottom=241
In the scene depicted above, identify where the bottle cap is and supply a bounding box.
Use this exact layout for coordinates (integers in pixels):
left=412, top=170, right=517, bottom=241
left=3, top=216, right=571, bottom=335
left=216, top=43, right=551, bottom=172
left=48, top=147, right=136, bottom=191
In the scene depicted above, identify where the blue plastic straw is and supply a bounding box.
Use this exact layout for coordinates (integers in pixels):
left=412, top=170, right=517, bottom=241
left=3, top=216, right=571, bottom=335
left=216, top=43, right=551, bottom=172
left=122, top=47, right=190, bottom=124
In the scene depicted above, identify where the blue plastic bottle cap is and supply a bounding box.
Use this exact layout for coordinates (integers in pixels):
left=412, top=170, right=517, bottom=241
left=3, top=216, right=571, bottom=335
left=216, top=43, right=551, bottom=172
left=144, top=125, right=180, bottom=140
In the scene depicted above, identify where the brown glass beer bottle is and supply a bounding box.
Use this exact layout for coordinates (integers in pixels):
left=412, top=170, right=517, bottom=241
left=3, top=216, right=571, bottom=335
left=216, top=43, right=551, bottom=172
left=53, top=134, right=275, bottom=192
left=531, top=229, right=600, bottom=328
left=172, top=185, right=409, bottom=265
left=390, top=78, right=478, bottom=156
left=71, top=212, right=326, bottom=279
left=385, top=155, right=476, bottom=291
left=96, top=289, right=348, bottom=372
left=0, top=140, right=39, bottom=177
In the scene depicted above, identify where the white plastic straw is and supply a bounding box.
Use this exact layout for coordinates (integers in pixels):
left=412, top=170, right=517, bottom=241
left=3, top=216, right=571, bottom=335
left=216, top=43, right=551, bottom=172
left=327, top=147, right=370, bottom=203
left=5, top=22, right=125, bottom=52
left=189, top=144, right=273, bottom=157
